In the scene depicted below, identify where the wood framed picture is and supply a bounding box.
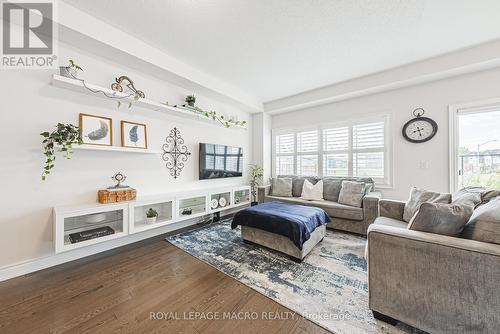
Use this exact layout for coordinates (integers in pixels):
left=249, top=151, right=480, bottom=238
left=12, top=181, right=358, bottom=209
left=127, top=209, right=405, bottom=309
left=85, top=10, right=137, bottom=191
left=121, top=121, right=147, bottom=149
left=79, top=113, right=113, bottom=146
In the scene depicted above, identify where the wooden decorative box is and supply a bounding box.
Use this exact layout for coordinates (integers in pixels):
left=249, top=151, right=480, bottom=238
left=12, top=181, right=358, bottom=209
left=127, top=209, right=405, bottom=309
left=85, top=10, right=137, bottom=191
left=98, top=188, right=136, bottom=204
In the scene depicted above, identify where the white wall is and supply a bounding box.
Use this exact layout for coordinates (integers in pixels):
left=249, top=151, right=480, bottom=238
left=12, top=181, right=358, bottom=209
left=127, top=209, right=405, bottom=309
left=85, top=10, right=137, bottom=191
left=0, top=41, right=253, bottom=269
left=252, top=113, right=272, bottom=182
left=271, top=67, right=500, bottom=200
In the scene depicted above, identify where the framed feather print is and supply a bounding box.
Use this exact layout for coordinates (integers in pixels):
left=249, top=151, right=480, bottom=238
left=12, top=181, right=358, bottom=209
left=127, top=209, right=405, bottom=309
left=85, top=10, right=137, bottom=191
left=121, top=121, right=147, bottom=149
left=79, top=114, right=113, bottom=146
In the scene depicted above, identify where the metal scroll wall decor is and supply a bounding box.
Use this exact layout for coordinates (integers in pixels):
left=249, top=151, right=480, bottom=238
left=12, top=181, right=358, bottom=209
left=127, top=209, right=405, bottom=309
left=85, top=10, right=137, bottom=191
left=162, top=127, right=191, bottom=179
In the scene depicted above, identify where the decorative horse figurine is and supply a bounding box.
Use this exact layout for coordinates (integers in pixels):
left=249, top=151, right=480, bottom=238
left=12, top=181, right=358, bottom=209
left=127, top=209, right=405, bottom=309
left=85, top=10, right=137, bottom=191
left=111, top=76, right=145, bottom=98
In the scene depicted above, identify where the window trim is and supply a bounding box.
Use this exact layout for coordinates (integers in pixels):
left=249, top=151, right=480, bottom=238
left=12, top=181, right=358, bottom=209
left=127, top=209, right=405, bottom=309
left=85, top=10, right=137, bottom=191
left=272, top=114, right=392, bottom=187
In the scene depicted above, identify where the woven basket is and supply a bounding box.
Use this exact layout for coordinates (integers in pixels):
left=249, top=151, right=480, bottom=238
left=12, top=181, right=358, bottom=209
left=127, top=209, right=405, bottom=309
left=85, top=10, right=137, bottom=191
left=98, top=188, right=136, bottom=204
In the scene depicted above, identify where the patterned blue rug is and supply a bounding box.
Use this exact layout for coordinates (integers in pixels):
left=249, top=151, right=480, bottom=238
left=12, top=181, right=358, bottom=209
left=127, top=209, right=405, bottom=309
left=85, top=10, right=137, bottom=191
left=167, top=220, right=421, bottom=334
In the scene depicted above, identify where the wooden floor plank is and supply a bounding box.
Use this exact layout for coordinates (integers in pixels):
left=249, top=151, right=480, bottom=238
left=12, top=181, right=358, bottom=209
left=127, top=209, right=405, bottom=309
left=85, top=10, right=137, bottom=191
left=0, top=230, right=331, bottom=334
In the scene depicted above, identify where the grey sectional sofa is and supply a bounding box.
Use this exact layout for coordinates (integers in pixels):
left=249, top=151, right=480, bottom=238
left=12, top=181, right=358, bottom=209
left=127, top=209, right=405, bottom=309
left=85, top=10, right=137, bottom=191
left=367, top=199, right=500, bottom=333
left=258, top=176, right=381, bottom=235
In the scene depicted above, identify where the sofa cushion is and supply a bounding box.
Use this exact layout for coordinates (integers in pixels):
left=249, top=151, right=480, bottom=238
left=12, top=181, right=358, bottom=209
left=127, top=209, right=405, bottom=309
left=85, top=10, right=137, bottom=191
left=408, top=202, right=473, bottom=237
left=452, top=187, right=483, bottom=208
left=278, top=175, right=318, bottom=197
left=270, top=178, right=293, bottom=197
left=301, top=179, right=324, bottom=201
left=461, top=196, right=500, bottom=244
left=373, top=216, right=408, bottom=229
left=323, top=177, right=375, bottom=201
left=403, top=187, right=452, bottom=222
left=265, top=196, right=364, bottom=221
left=481, top=189, right=500, bottom=205
left=338, top=181, right=365, bottom=207
left=323, top=178, right=343, bottom=201
left=315, top=200, right=364, bottom=221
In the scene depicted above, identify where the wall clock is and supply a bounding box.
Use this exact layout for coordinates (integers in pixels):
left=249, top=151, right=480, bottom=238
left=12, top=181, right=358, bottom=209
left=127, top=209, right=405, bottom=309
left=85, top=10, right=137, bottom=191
left=402, top=108, right=438, bottom=143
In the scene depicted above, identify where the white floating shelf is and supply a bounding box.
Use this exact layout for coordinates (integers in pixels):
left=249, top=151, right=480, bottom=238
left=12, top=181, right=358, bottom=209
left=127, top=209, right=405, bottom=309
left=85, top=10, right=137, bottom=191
left=73, top=144, right=162, bottom=154
left=56, top=144, right=162, bottom=154
left=51, top=75, right=247, bottom=130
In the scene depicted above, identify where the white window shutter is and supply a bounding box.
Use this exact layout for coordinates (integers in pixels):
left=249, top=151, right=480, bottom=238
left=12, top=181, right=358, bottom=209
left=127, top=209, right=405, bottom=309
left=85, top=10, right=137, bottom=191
left=352, top=122, right=385, bottom=178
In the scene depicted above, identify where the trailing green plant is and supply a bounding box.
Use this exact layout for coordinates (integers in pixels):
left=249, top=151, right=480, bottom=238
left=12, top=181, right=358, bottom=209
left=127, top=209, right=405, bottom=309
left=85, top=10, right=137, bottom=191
left=68, top=59, right=83, bottom=72
left=40, top=123, right=83, bottom=181
left=173, top=104, right=247, bottom=128
left=146, top=208, right=158, bottom=218
left=202, top=110, right=247, bottom=128
left=117, top=93, right=140, bottom=109
left=249, top=164, right=264, bottom=202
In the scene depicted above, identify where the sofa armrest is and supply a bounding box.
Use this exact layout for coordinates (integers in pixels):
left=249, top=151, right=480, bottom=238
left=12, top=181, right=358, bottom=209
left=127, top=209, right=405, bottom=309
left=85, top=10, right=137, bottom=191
left=367, top=224, right=500, bottom=333
left=257, top=185, right=271, bottom=203
left=362, top=192, right=381, bottom=231
left=378, top=199, right=405, bottom=220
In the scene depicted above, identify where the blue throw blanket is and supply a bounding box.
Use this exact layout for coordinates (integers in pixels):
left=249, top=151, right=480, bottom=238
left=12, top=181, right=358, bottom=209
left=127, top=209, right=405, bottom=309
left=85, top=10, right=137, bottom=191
left=231, top=201, right=330, bottom=250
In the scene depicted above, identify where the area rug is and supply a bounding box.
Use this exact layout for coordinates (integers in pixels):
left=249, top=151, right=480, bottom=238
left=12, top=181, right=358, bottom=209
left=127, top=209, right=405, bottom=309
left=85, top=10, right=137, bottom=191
left=167, top=220, right=422, bottom=334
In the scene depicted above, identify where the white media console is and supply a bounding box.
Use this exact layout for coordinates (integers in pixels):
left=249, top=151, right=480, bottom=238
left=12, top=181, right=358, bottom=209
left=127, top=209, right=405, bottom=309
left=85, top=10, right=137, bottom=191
left=53, top=186, right=251, bottom=253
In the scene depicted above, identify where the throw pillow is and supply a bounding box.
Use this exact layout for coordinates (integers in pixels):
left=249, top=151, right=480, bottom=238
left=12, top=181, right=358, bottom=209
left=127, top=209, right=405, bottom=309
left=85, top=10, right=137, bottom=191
left=292, top=177, right=318, bottom=197
left=270, top=178, right=293, bottom=197
left=301, top=179, right=324, bottom=201
left=480, top=189, right=500, bottom=205
left=452, top=187, right=483, bottom=208
left=408, top=202, right=473, bottom=237
left=338, top=181, right=365, bottom=207
left=461, top=196, right=500, bottom=245
left=403, top=187, right=452, bottom=222
left=364, top=183, right=374, bottom=195
left=323, top=178, right=343, bottom=202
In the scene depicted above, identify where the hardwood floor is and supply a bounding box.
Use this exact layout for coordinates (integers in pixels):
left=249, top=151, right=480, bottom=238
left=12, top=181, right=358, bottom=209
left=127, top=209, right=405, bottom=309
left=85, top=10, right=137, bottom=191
left=0, top=227, right=330, bottom=334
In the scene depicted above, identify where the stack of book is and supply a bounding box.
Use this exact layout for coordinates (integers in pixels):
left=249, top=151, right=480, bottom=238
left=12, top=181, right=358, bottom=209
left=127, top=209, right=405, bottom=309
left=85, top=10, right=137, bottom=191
left=69, top=226, right=115, bottom=243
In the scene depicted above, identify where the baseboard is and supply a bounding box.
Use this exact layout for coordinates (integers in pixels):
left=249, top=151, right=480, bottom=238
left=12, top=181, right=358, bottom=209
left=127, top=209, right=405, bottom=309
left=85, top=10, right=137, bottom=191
left=0, top=218, right=198, bottom=282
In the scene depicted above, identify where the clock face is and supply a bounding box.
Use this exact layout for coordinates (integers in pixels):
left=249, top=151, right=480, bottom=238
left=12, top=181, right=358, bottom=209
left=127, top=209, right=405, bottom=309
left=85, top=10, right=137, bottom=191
left=402, top=117, right=438, bottom=143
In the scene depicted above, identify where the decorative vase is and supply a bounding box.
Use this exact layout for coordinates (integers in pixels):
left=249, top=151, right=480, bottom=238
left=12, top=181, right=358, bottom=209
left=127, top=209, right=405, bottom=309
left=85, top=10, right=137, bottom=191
left=59, top=66, right=77, bottom=78
left=146, top=216, right=157, bottom=224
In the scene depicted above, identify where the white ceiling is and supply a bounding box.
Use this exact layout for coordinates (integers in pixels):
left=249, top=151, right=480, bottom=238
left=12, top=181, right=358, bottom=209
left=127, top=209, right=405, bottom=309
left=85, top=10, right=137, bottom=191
left=64, top=0, right=500, bottom=103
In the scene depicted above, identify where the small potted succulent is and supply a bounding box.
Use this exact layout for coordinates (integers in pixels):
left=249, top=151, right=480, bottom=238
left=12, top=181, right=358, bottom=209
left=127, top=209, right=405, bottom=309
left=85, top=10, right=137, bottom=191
left=60, top=59, right=83, bottom=78
left=185, top=94, right=196, bottom=107
left=145, top=208, right=158, bottom=224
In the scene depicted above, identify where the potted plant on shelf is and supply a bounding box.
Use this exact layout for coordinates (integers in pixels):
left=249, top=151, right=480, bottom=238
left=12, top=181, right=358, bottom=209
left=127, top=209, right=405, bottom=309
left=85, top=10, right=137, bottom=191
left=185, top=94, right=196, bottom=107
left=41, top=123, right=83, bottom=181
left=60, top=59, right=83, bottom=78
left=145, top=208, right=158, bottom=224
left=249, top=164, right=264, bottom=206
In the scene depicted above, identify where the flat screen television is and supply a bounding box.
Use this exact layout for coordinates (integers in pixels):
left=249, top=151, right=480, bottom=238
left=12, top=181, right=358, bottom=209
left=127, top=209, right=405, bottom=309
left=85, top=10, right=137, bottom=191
left=199, top=143, right=243, bottom=179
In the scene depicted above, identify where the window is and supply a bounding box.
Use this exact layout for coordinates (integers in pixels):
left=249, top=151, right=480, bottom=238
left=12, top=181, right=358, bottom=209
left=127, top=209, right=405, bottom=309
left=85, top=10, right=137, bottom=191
left=297, top=130, right=318, bottom=176
left=275, top=133, right=295, bottom=175
left=273, top=116, right=390, bottom=185
left=352, top=122, right=385, bottom=178
left=323, top=126, right=349, bottom=177
left=450, top=101, right=500, bottom=191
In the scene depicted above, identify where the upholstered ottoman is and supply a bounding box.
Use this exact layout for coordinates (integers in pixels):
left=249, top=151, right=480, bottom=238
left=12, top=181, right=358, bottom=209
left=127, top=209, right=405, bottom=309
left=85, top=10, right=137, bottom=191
left=231, top=201, right=330, bottom=261
left=241, top=224, right=326, bottom=261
